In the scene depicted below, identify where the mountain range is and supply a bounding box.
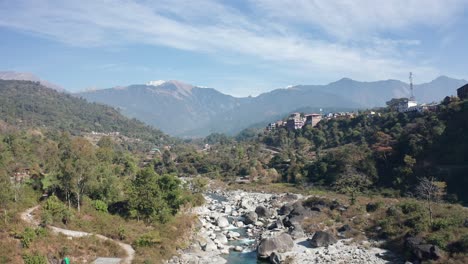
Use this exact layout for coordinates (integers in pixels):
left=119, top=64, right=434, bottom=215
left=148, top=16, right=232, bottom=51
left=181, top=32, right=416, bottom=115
left=78, top=76, right=467, bottom=137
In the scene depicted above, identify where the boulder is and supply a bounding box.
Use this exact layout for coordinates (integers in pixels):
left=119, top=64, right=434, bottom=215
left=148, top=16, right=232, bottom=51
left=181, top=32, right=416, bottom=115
left=202, top=239, right=218, bottom=251
left=309, top=231, right=337, bottom=248
left=268, top=218, right=285, bottom=230
left=234, top=246, right=243, bottom=252
left=216, top=233, right=228, bottom=245
left=217, top=216, right=230, bottom=228
left=279, top=203, right=294, bottom=215
left=255, top=205, right=272, bottom=218
left=224, top=205, right=232, bottom=214
left=405, top=235, right=443, bottom=261
left=234, top=221, right=244, bottom=227
left=243, top=211, right=258, bottom=225
left=257, top=233, right=294, bottom=259
left=269, top=252, right=283, bottom=264
left=289, top=223, right=305, bottom=239
left=337, top=224, right=353, bottom=238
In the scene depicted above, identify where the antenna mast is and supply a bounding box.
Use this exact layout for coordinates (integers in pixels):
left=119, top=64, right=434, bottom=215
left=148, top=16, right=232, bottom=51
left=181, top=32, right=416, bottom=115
left=409, top=72, right=415, bottom=101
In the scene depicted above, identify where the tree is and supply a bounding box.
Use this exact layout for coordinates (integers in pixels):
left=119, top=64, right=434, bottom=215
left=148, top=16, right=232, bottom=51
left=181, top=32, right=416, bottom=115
left=129, top=168, right=171, bottom=224
left=335, top=166, right=373, bottom=205
left=415, top=177, right=446, bottom=225
left=61, top=137, right=96, bottom=212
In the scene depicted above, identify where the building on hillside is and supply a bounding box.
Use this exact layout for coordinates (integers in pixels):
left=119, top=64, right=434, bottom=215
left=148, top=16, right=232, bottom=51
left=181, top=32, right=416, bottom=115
left=397, top=98, right=418, bottom=113
left=457, top=84, right=468, bottom=100
left=266, top=122, right=277, bottom=132
left=304, top=113, right=322, bottom=127
left=286, top=112, right=305, bottom=130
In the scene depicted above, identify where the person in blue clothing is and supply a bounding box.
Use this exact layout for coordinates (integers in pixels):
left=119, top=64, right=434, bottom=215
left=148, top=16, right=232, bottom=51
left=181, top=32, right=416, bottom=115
left=61, top=257, right=70, bottom=264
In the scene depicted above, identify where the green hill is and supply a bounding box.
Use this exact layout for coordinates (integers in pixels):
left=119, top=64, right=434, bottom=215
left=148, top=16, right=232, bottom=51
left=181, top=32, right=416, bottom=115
left=0, top=80, right=169, bottom=146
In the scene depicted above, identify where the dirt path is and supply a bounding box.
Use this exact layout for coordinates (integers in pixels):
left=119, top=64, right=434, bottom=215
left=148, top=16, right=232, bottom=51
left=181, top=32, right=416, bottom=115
left=20, top=206, right=135, bottom=264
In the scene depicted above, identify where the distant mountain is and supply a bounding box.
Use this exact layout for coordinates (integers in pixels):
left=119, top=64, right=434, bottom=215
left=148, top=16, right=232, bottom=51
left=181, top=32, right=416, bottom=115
left=78, top=76, right=467, bottom=137
left=0, top=80, right=168, bottom=145
left=0, top=71, right=66, bottom=92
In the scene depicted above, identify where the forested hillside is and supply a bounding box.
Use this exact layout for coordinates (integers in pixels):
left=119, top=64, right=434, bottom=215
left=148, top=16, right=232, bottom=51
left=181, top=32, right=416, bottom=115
left=0, top=128, right=202, bottom=263
left=0, top=80, right=169, bottom=147
left=260, top=97, right=468, bottom=203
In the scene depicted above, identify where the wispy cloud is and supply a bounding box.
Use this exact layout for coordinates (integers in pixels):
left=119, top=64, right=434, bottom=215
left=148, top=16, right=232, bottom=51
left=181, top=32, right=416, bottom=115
left=0, top=0, right=466, bottom=83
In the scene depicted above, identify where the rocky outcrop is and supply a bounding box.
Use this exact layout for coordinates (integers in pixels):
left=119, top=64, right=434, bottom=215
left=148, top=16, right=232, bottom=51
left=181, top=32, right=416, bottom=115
left=405, top=235, right=443, bottom=262
left=257, top=233, right=294, bottom=259
left=309, top=231, right=338, bottom=248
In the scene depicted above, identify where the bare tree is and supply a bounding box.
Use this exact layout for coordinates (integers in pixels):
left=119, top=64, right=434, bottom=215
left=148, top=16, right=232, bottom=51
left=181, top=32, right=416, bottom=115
left=415, top=177, right=446, bottom=225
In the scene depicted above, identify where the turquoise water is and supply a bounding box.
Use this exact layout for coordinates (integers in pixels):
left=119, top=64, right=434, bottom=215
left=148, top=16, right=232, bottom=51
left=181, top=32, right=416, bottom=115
left=207, top=192, right=265, bottom=264
left=224, top=250, right=263, bottom=264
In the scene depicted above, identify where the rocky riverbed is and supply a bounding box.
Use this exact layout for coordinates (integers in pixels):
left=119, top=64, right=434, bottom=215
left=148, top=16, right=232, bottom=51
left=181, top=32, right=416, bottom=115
left=166, top=190, right=403, bottom=264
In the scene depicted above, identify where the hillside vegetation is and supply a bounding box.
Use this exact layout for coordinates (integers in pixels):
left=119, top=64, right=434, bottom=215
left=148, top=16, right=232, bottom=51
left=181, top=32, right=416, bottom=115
left=0, top=80, right=169, bottom=147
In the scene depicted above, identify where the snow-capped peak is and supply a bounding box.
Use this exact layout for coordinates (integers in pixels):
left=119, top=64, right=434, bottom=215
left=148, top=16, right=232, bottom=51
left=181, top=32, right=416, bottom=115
left=146, top=80, right=166, bottom=86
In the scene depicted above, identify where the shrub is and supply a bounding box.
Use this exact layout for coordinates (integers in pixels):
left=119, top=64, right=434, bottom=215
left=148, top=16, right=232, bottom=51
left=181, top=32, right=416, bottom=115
left=404, top=214, right=429, bottom=234
left=366, top=201, right=384, bottom=212
left=386, top=206, right=400, bottom=217
left=134, top=232, right=161, bottom=247
left=16, top=228, right=36, bottom=248
left=43, top=195, right=72, bottom=224
left=432, top=218, right=454, bottom=231
left=399, top=201, right=424, bottom=215
left=92, top=200, right=108, bottom=213
left=427, top=232, right=453, bottom=250
left=22, top=253, right=47, bottom=264
left=118, top=226, right=126, bottom=240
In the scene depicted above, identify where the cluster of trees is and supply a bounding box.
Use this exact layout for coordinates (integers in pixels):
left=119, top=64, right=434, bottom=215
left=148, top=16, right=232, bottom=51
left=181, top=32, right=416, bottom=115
left=258, top=98, right=468, bottom=203
left=150, top=140, right=276, bottom=182
left=0, top=127, right=195, bottom=225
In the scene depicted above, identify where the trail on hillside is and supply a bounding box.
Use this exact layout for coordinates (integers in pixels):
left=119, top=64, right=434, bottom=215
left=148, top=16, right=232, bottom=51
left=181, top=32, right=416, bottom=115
left=20, top=206, right=135, bottom=264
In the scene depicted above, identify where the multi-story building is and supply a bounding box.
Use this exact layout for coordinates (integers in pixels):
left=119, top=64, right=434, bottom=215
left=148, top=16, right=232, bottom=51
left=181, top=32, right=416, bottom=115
left=458, top=84, right=468, bottom=100
left=304, top=113, right=322, bottom=127
left=286, top=112, right=305, bottom=130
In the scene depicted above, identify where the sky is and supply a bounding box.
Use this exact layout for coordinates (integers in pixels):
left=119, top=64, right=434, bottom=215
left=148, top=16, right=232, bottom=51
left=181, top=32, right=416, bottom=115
left=1, top=0, right=468, bottom=97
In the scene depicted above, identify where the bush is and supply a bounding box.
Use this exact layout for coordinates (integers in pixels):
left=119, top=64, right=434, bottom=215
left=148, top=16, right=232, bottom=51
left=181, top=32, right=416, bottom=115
left=404, top=214, right=429, bottom=234
left=399, top=201, right=424, bottom=215
left=366, top=201, right=384, bottom=212
left=16, top=228, right=36, bottom=248
left=386, top=206, right=400, bottom=217
left=92, top=200, right=108, bottom=213
left=134, top=232, right=161, bottom=247
left=43, top=195, right=72, bottom=224
left=22, top=253, right=47, bottom=264
left=432, top=218, right=454, bottom=231
left=426, top=232, right=453, bottom=250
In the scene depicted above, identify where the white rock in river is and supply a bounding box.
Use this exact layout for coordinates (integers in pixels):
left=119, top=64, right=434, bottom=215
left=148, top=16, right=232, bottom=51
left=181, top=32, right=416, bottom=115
left=234, top=246, right=243, bottom=252
left=216, top=233, right=228, bottom=245
left=217, top=216, right=229, bottom=228
left=224, top=205, right=232, bottom=214
left=235, top=221, right=244, bottom=227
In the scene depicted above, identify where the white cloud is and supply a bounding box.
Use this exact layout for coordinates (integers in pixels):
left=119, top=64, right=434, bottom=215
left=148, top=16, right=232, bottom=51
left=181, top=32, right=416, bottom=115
left=0, top=0, right=465, bottom=84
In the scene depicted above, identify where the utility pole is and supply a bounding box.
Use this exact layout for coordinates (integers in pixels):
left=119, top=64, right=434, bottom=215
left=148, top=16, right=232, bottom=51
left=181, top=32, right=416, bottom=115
left=409, top=72, right=415, bottom=101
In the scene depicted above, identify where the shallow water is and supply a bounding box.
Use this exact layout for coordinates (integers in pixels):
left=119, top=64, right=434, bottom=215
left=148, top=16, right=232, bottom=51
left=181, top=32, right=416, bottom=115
left=207, top=192, right=263, bottom=264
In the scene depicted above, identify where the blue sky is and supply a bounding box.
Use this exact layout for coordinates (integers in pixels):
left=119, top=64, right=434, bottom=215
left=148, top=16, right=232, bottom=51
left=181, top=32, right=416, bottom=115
left=1, top=0, right=468, bottom=97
